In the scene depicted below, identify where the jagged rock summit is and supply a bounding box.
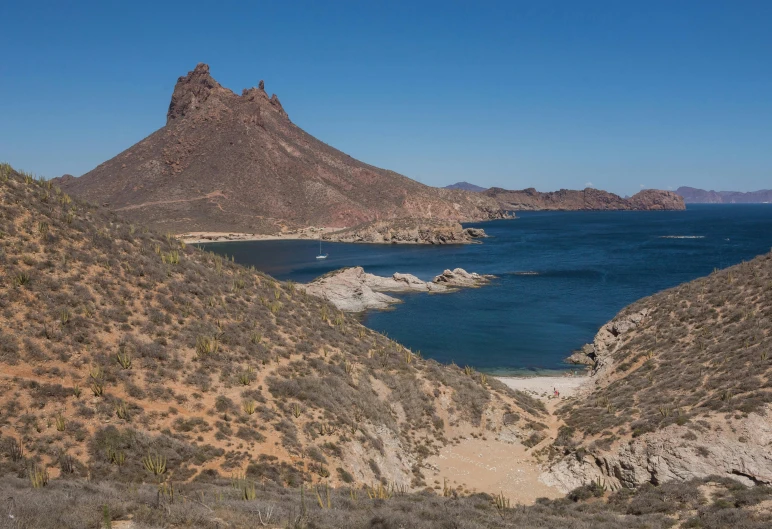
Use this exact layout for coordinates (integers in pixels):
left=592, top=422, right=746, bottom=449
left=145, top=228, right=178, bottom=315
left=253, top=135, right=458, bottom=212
left=55, top=63, right=506, bottom=234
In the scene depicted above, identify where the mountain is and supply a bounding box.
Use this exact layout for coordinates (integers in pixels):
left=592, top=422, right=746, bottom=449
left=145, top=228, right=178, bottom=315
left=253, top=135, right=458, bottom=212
left=484, top=187, right=686, bottom=211
left=444, top=181, right=487, bottom=192
left=676, top=186, right=772, bottom=204
left=547, top=250, right=772, bottom=491
left=54, top=64, right=505, bottom=234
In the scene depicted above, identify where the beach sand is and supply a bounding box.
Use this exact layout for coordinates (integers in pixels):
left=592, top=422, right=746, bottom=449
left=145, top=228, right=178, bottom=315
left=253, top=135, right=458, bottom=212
left=495, top=375, right=590, bottom=399
left=179, top=227, right=338, bottom=244
left=425, top=375, right=591, bottom=504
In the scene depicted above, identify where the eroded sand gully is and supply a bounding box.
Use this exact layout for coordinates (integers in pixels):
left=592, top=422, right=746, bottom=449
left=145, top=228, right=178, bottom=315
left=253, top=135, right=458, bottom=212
left=425, top=376, right=589, bottom=504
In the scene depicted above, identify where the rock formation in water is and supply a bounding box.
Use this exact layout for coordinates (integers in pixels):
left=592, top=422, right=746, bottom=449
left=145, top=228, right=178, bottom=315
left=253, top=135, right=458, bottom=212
left=302, top=266, right=494, bottom=312
left=53, top=63, right=507, bottom=234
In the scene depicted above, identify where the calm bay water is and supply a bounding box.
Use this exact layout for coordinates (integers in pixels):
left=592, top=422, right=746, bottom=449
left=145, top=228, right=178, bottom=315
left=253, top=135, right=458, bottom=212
left=201, top=205, right=772, bottom=374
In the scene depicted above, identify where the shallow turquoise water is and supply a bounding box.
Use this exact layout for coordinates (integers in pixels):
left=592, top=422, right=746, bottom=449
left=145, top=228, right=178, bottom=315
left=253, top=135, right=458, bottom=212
left=201, top=205, right=772, bottom=374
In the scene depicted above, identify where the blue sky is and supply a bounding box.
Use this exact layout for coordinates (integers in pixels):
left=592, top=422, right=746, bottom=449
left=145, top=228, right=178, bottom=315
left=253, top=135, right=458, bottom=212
left=1, top=1, right=770, bottom=195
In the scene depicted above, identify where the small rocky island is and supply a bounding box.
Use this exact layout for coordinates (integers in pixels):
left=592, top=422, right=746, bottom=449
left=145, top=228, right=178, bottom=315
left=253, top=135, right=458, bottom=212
left=302, top=266, right=494, bottom=312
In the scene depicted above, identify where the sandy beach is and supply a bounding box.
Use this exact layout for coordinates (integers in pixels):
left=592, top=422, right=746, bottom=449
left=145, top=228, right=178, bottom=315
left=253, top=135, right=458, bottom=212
left=495, top=375, right=590, bottom=399
left=426, top=374, right=592, bottom=504
left=179, top=227, right=338, bottom=244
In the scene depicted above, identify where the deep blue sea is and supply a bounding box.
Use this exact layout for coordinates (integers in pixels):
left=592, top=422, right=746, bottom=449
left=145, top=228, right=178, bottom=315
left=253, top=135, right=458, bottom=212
left=201, top=205, right=772, bottom=375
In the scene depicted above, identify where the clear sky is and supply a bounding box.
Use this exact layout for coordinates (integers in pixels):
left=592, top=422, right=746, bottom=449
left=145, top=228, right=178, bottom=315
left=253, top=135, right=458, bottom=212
left=1, top=1, right=770, bottom=195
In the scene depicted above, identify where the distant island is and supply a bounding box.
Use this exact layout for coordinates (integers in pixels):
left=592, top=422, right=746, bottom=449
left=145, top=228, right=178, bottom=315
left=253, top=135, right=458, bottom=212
left=444, top=181, right=487, bottom=192
left=676, top=186, right=772, bottom=204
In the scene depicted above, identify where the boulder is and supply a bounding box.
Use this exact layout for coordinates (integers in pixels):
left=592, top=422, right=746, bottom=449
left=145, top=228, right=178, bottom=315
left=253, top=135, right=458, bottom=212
left=432, top=268, right=495, bottom=288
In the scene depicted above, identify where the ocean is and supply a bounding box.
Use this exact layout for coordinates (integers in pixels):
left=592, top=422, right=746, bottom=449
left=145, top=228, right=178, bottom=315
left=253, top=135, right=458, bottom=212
left=201, top=205, right=772, bottom=375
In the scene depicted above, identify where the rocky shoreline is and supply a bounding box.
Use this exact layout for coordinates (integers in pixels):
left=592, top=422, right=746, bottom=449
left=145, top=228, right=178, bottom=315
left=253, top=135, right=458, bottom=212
left=181, top=221, right=491, bottom=245
left=301, top=266, right=494, bottom=312
left=322, top=219, right=491, bottom=245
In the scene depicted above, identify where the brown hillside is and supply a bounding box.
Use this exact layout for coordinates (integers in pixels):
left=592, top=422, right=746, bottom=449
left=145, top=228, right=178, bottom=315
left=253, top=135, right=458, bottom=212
left=545, top=250, right=772, bottom=490
left=54, top=64, right=505, bottom=234
left=485, top=187, right=685, bottom=211
left=0, top=163, right=545, bottom=492
left=3, top=163, right=771, bottom=527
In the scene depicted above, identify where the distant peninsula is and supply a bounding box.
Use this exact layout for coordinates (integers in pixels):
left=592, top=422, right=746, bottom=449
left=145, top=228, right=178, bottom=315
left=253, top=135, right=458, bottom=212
left=676, top=186, right=772, bottom=204
left=484, top=187, right=685, bottom=211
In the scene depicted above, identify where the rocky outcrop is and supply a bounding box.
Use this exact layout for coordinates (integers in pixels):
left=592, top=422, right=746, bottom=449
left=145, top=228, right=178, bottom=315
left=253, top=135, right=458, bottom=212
left=303, top=266, right=494, bottom=312
left=324, top=219, right=490, bottom=245
left=565, top=344, right=597, bottom=366
left=564, top=308, right=651, bottom=370
left=432, top=268, right=494, bottom=288
left=627, top=189, right=687, bottom=211
left=543, top=407, right=772, bottom=492
left=484, top=187, right=686, bottom=211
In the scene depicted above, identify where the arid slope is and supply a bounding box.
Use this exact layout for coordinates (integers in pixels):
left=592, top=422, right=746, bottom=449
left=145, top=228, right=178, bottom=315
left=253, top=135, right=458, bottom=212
left=546, top=251, right=772, bottom=490
left=2, top=164, right=771, bottom=527
left=0, top=163, right=544, bottom=493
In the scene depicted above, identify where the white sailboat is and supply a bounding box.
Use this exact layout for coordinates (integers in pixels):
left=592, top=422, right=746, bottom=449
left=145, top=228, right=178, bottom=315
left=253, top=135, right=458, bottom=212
left=316, top=235, right=328, bottom=259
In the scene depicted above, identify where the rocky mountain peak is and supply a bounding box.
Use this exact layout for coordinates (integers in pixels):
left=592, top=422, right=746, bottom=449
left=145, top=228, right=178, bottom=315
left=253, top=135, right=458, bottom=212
left=166, top=64, right=288, bottom=124
left=57, top=63, right=506, bottom=233
left=166, top=63, right=224, bottom=124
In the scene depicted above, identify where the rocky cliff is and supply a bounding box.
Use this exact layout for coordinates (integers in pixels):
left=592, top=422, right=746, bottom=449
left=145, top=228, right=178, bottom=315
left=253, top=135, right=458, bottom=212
left=485, top=187, right=685, bottom=211
left=54, top=64, right=507, bottom=234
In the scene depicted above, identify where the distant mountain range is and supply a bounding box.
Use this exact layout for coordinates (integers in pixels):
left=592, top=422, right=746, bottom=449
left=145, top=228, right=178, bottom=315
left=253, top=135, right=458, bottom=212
left=676, top=187, right=772, bottom=204
left=483, top=187, right=685, bottom=211
left=444, top=182, right=684, bottom=211
left=444, top=181, right=487, bottom=192
left=55, top=64, right=505, bottom=234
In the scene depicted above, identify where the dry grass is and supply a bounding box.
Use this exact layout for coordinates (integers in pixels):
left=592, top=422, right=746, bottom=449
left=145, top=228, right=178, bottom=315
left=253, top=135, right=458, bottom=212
left=558, top=250, right=772, bottom=440
left=0, top=163, right=543, bottom=491
left=0, top=474, right=768, bottom=529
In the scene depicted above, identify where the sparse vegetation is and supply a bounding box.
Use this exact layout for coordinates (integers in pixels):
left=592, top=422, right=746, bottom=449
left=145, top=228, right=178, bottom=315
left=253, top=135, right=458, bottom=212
left=0, top=164, right=541, bottom=501
left=559, top=251, right=772, bottom=439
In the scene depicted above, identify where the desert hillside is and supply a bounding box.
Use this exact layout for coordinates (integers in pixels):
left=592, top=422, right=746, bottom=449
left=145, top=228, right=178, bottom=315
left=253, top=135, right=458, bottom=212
left=54, top=64, right=506, bottom=234
left=546, top=250, right=772, bottom=490
left=485, top=187, right=685, bottom=211
left=0, top=163, right=549, bottom=494
left=2, top=162, right=771, bottom=527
